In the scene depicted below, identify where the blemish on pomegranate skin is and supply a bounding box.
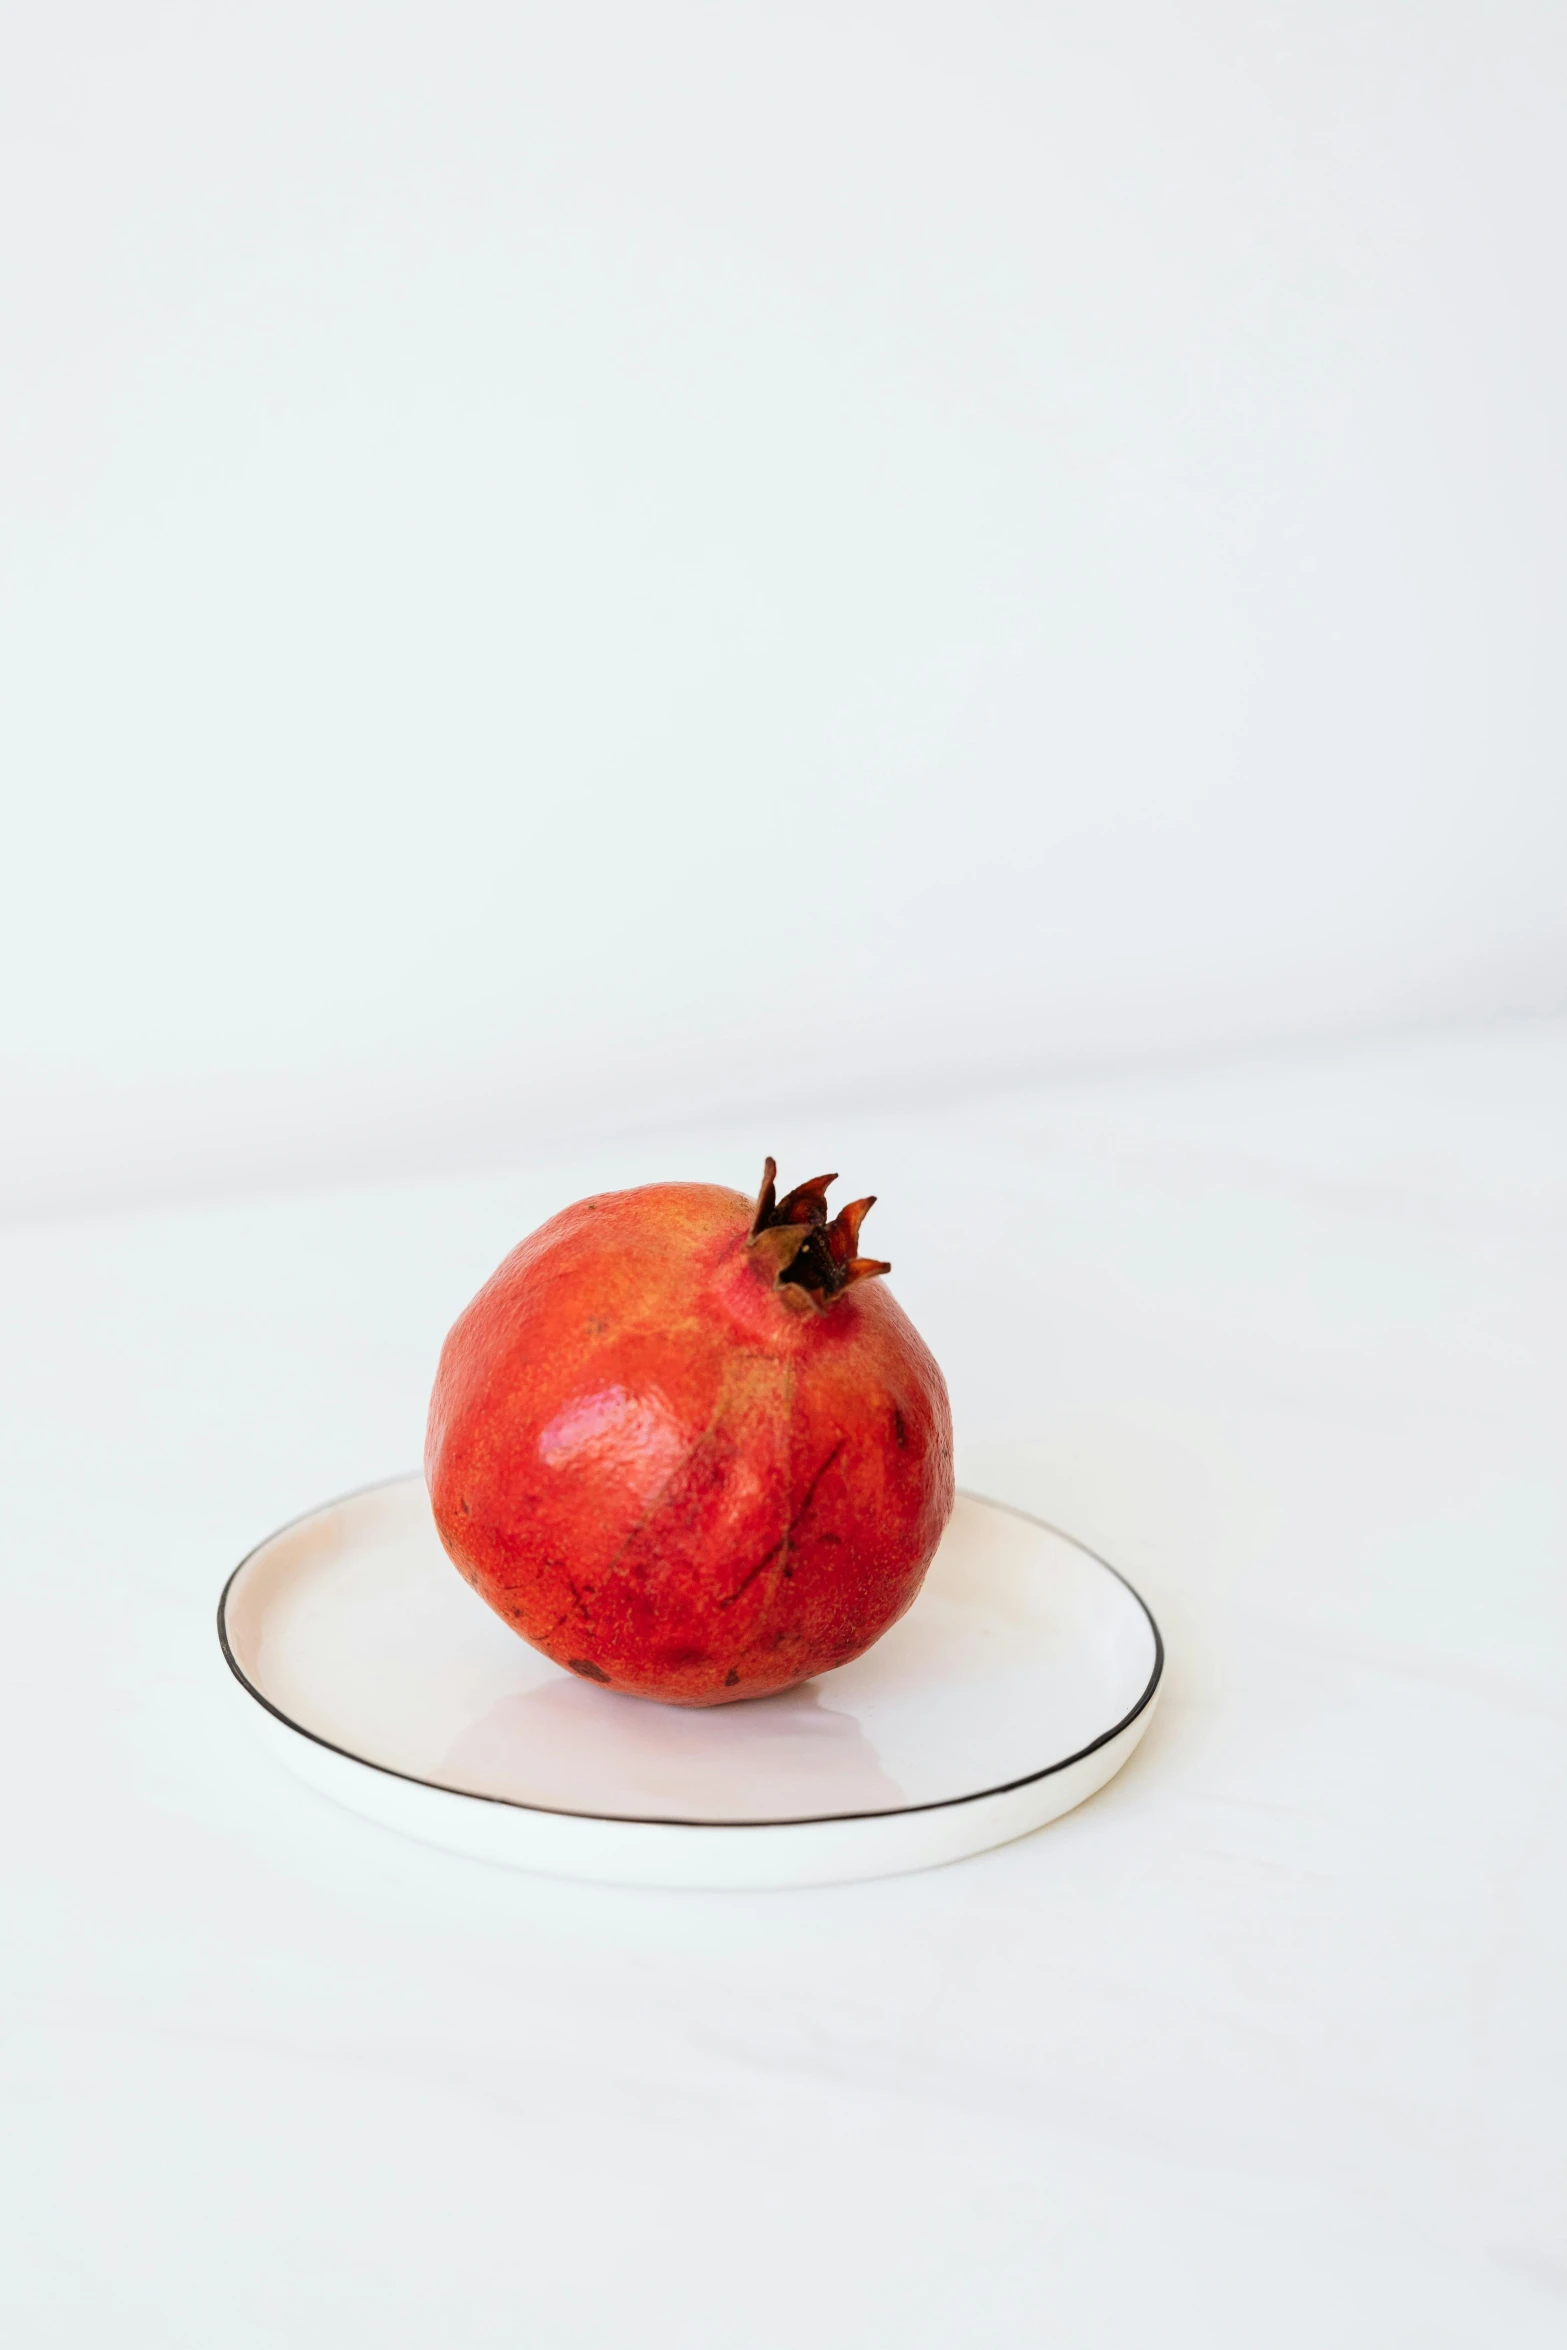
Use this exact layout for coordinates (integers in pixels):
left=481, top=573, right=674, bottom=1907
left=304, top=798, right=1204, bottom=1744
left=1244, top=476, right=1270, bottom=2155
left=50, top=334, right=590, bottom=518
left=724, top=1668, right=740, bottom=1686
left=567, top=1657, right=611, bottom=1682
left=893, top=1406, right=908, bottom=1449
left=459, top=1496, right=471, bottom=1513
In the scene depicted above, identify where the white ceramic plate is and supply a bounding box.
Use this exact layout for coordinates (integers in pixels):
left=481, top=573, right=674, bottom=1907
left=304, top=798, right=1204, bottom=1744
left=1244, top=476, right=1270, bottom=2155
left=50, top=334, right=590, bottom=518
left=219, top=1478, right=1162, bottom=1889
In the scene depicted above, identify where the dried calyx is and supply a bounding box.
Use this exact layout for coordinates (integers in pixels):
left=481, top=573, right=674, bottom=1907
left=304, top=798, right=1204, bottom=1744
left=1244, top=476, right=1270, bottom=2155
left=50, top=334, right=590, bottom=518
left=748, top=1158, right=892, bottom=1305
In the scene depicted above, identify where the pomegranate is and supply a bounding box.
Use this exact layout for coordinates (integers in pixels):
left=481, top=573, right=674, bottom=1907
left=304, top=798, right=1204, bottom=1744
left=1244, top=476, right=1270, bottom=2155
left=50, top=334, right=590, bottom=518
left=426, top=1160, right=954, bottom=1706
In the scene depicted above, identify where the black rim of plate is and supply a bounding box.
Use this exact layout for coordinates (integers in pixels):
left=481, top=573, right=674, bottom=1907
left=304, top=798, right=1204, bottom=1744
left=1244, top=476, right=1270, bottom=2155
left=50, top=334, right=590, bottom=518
left=217, top=1476, right=1164, bottom=1831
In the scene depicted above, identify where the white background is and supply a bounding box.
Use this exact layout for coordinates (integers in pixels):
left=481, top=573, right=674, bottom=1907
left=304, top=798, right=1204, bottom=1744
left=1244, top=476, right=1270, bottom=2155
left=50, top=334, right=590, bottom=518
left=4, top=14, right=1566, bottom=2346
left=4, top=1, right=1565, bottom=1218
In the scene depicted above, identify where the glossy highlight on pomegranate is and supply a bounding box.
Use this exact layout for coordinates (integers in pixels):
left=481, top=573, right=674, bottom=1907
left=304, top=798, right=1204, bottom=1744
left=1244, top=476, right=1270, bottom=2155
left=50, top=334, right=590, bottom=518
left=425, top=1161, right=954, bottom=1706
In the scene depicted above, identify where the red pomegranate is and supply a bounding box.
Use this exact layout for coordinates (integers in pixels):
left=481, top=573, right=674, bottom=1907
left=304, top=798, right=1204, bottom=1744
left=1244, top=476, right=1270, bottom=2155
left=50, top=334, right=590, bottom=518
left=426, top=1160, right=954, bottom=1706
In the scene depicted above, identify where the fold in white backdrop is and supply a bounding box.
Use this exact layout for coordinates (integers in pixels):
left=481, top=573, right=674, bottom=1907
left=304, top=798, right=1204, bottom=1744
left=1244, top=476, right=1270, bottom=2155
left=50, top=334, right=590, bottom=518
left=4, top=4, right=1564, bottom=1216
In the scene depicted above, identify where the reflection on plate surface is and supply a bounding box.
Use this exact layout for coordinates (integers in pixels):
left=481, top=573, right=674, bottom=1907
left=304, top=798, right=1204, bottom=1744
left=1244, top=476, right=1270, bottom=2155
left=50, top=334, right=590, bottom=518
left=442, top=1678, right=907, bottom=1819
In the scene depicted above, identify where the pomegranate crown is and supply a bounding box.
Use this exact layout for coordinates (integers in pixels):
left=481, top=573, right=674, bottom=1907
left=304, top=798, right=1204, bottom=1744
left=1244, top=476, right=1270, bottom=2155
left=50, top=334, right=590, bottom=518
left=748, top=1158, right=891, bottom=1305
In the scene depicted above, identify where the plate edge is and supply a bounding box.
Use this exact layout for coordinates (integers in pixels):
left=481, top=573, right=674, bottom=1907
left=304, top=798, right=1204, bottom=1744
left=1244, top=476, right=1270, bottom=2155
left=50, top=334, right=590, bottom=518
left=217, top=1473, right=1165, bottom=1833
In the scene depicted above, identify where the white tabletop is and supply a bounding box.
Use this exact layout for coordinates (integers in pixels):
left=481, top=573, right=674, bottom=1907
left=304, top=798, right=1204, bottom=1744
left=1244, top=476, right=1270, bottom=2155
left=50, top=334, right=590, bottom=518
left=3, top=1019, right=1564, bottom=2347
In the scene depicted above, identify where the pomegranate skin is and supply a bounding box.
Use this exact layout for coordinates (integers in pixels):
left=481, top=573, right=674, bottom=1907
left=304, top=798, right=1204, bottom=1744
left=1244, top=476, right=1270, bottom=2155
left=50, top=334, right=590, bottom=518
left=425, top=1180, right=954, bottom=1706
